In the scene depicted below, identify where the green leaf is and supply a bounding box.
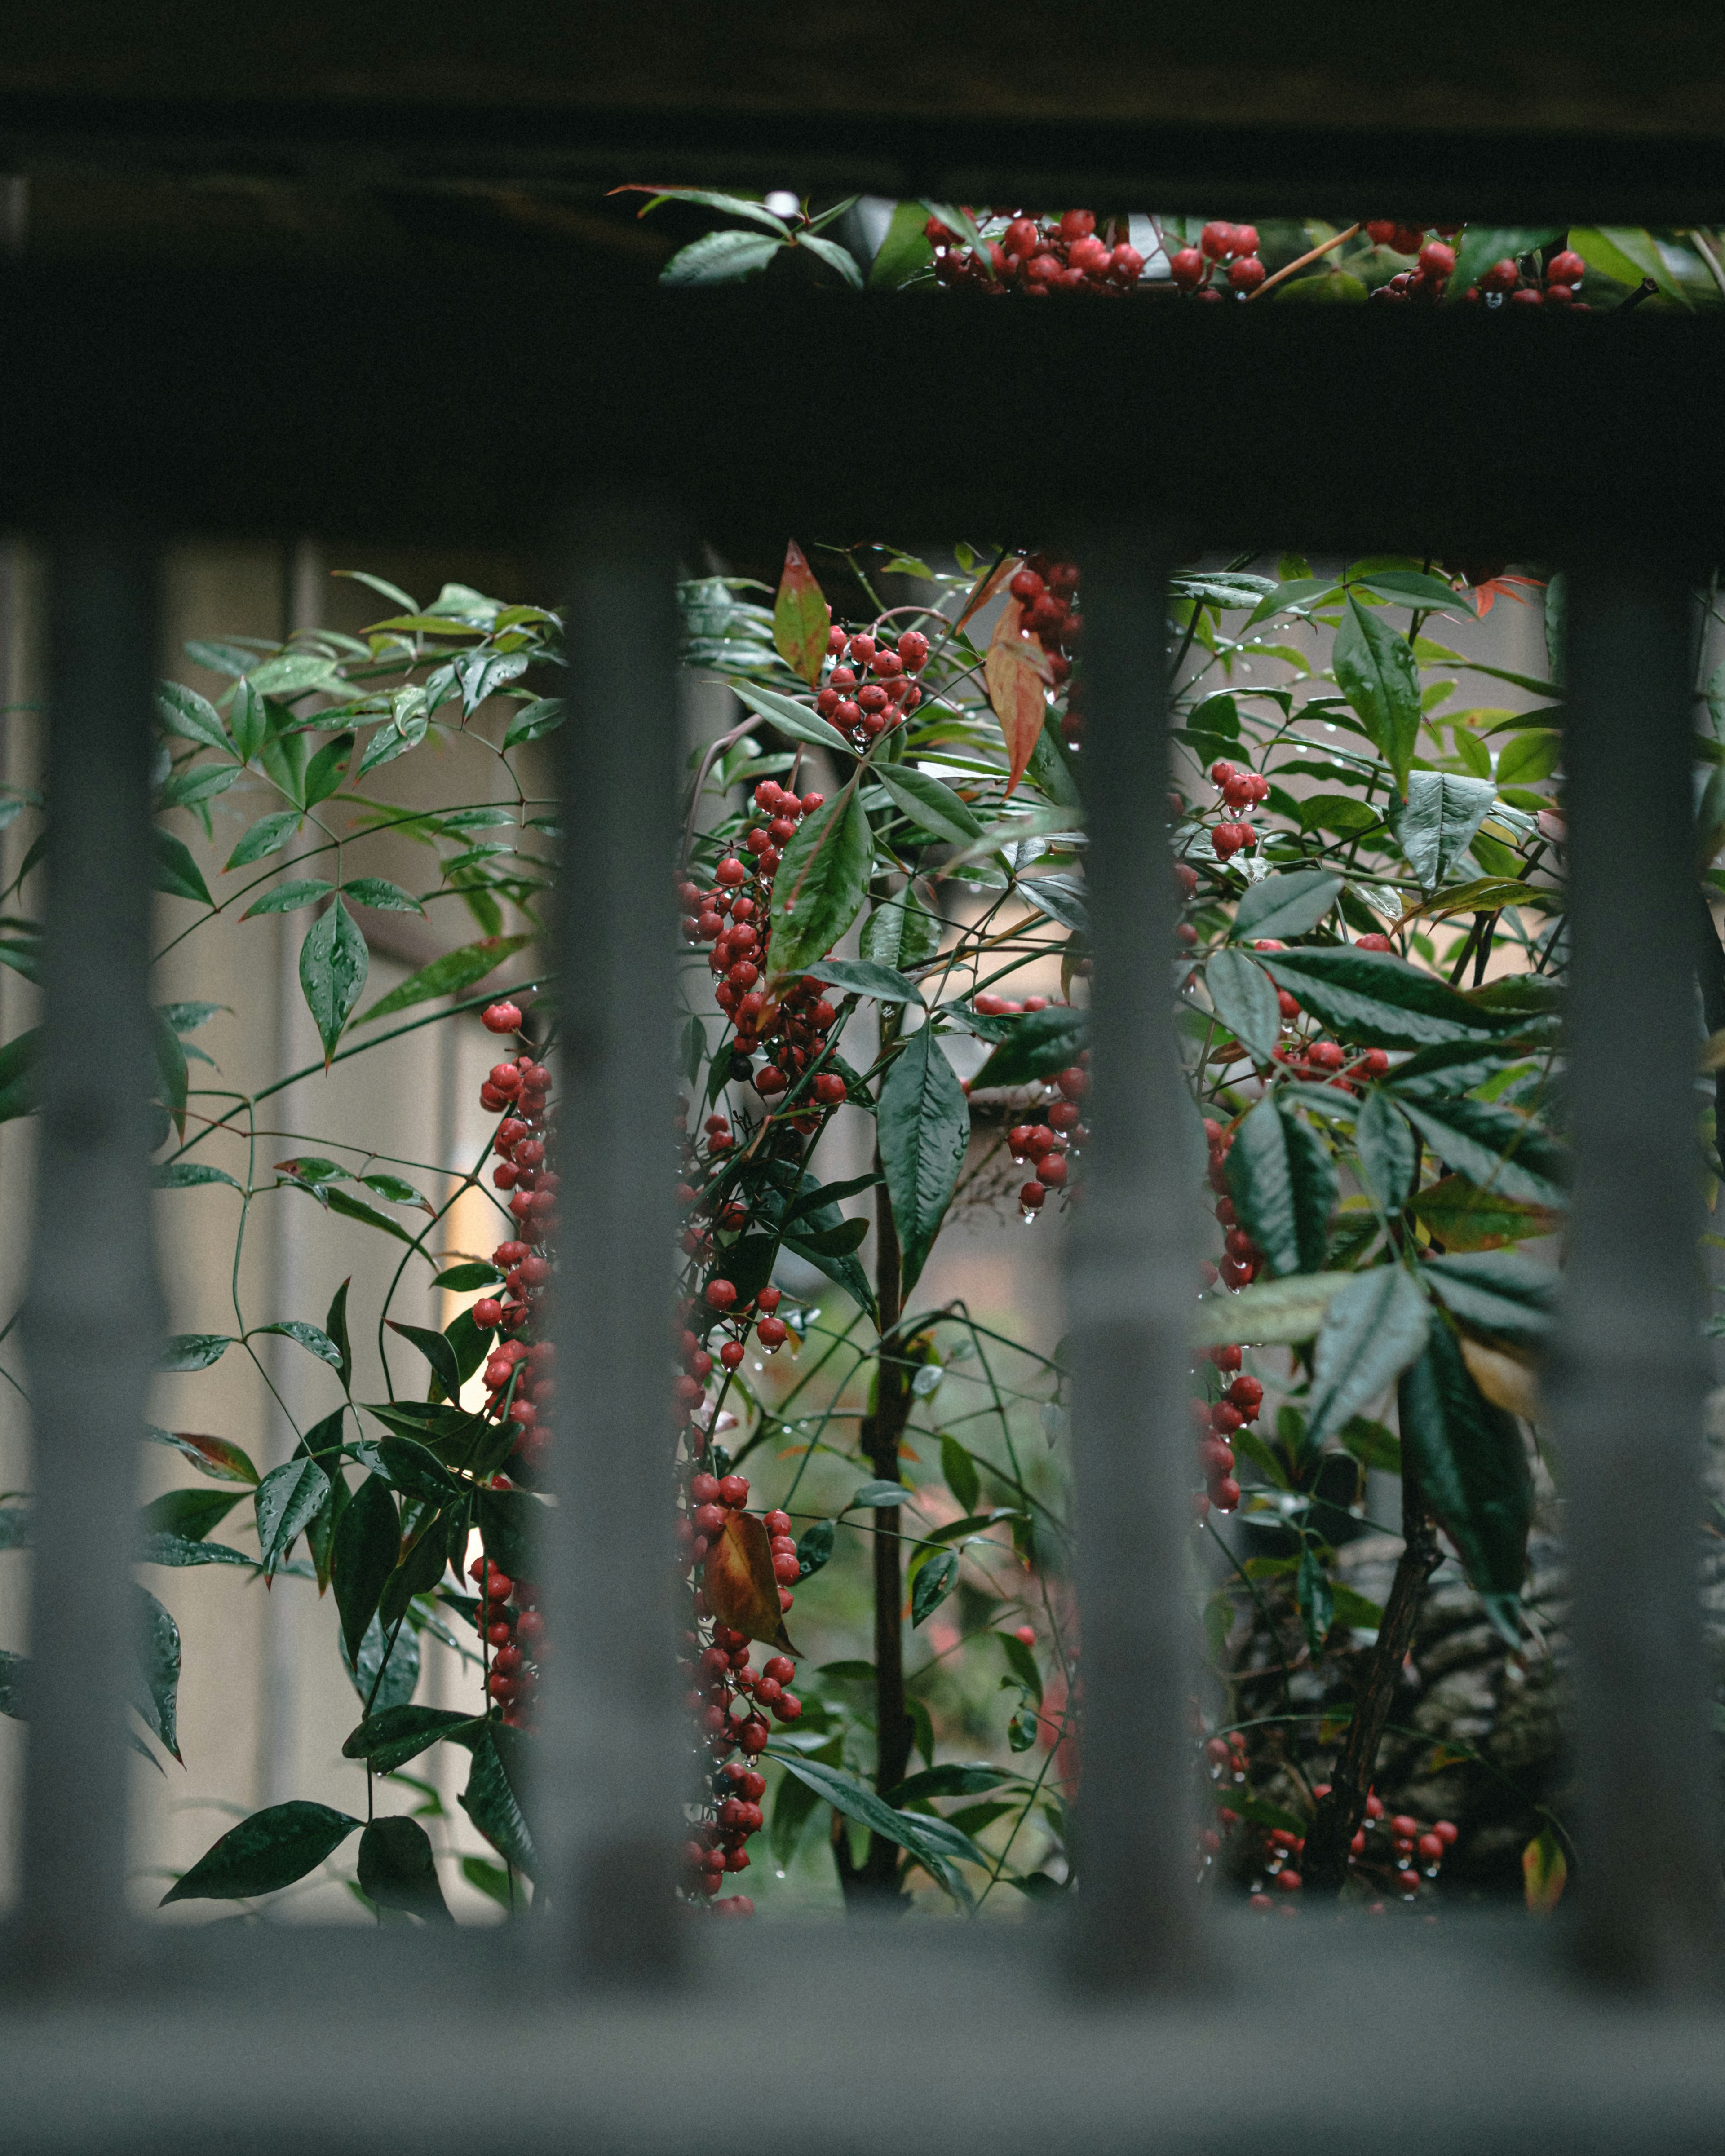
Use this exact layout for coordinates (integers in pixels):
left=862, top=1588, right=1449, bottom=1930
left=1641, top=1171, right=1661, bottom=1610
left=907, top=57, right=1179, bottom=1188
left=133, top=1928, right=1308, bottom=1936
left=876, top=764, right=985, bottom=845
left=770, top=1752, right=827, bottom=1863
left=940, top=1433, right=980, bottom=1514
left=434, top=1261, right=504, bottom=1294
left=1443, top=226, right=1563, bottom=302
left=320, top=1185, right=424, bottom=1249
left=502, top=696, right=566, bottom=749
left=159, top=762, right=242, bottom=813
left=155, top=682, right=231, bottom=753
left=144, top=1425, right=260, bottom=1484
left=228, top=680, right=267, bottom=764
left=1396, top=1095, right=1566, bottom=1209
left=357, top=1814, right=453, bottom=1922
left=1422, top=1250, right=1557, bottom=1343
left=342, top=877, right=424, bottom=914
left=662, top=229, right=784, bottom=285
left=151, top=1008, right=188, bottom=1136
left=893, top=1763, right=1012, bottom=1803
left=138, top=1487, right=243, bottom=1544
left=766, top=1750, right=984, bottom=1904
left=344, top=1610, right=419, bottom=1711
left=254, top=1318, right=344, bottom=1369
left=1496, top=732, right=1561, bottom=787
left=380, top=1515, right=455, bottom=1632
left=332, top=1473, right=401, bottom=1666
left=386, top=1320, right=461, bottom=1400
left=1395, top=771, right=1499, bottom=889
left=160, top=1332, right=232, bottom=1373
left=767, top=789, right=872, bottom=978
left=133, top=1585, right=182, bottom=1760
left=862, top=888, right=943, bottom=970
left=768, top=1518, right=826, bottom=1588
left=1234, top=870, right=1343, bottom=944
left=804, top=957, right=922, bottom=1005
left=1355, top=1088, right=1418, bottom=1211
left=460, top=1856, right=514, bottom=1909
left=867, top=197, right=936, bottom=288
left=1334, top=593, right=1421, bottom=800
left=1398, top=1320, right=1531, bottom=1643
left=325, top=1276, right=354, bottom=1392
left=161, top=1800, right=361, bottom=1904
left=1350, top=570, right=1475, bottom=615
left=1570, top=226, right=1690, bottom=309
left=137, top=1534, right=252, bottom=1568
left=460, top=1725, right=536, bottom=1876
left=878, top=1027, right=969, bottom=1295
left=1296, top=1546, right=1334, bottom=1653
left=153, top=828, right=213, bottom=907
left=1305, top=1265, right=1431, bottom=1446
left=343, top=1703, right=480, bottom=1777
left=732, top=681, right=857, bottom=755
left=355, top=933, right=532, bottom=1026
left=911, top=1549, right=958, bottom=1625
left=299, top=897, right=370, bottom=1064
left=849, top=1480, right=910, bottom=1509
left=243, top=877, right=335, bottom=919
left=254, top=1456, right=331, bottom=1578
left=477, top=1488, right=538, bottom=1582
left=152, top=1161, right=239, bottom=1192
left=1189, top=1272, right=1355, bottom=1348
left=1205, top=949, right=1280, bottom=1063
left=796, top=231, right=863, bottom=287
left=224, top=810, right=301, bottom=870
left=1225, top=1096, right=1336, bottom=1278
left=997, top=1628, right=1043, bottom=1703
left=970, top=1005, right=1086, bottom=1089
left=1411, top=1174, right=1557, bottom=1250
left=773, top=540, right=830, bottom=688
left=245, top=652, right=346, bottom=700
left=301, top=731, right=354, bottom=808
left=1259, top=947, right=1515, bottom=1050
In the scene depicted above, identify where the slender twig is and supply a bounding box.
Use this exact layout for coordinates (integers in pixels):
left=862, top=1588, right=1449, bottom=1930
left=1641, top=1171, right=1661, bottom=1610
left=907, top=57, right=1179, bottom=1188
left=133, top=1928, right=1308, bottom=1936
left=1246, top=223, right=1363, bottom=303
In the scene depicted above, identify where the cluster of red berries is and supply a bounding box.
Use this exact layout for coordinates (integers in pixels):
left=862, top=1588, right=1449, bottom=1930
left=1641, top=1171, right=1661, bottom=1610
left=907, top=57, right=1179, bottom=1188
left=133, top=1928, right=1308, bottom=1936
left=814, top=624, right=928, bottom=747
left=1169, top=221, right=1265, bottom=298
left=1005, top=1060, right=1089, bottom=1217
left=471, top=1017, right=559, bottom=1476
left=1464, top=244, right=1591, bottom=310
left=1206, top=757, right=1270, bottom=860
left=1190, top=1343, right=1260, bottom=1520
left=1010, top=554, right=1081, bottom=699
left=674, top=1266, right=790, bottom=1414
left=1359, top=221, right=1464, bottom=305
left=465, top=1556, right=543, bottom=1730
left=928, top=209, right=1144, bottom=297
left=1242, top=1789, right=1458, bottom=1910
left=676, top=1469, right=806, bottom=1916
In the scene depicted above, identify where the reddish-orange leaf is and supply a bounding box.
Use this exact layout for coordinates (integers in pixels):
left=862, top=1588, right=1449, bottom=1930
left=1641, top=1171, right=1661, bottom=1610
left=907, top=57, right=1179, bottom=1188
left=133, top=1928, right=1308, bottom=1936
left=984, top=598, right=1053, bottom=797
left=774, top=540, right=830, bottom=689
left=1522, top=1827, right=1566, bottom=1916
left=703, top=1508, right=800, bottom=1655
left=954, top=551, right=1019, bottom=636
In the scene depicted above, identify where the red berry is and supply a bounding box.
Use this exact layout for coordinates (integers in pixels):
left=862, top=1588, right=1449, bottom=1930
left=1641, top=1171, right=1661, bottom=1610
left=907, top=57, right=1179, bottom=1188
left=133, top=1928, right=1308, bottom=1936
left=482, top=1000, right=522, bottom=1034
left=757, top=1317, right=788, bottom=1350
left=1057, top=209, right=1096, bottom=243
left=1212, top=1477, right=1241, bottom=1511
left=1227, top=255, right=1265, bottom=293
left=1169, top=246, right=1204, bottom=290
left=801, top=792, right=825, bottom=815
left=1418, top=239, right=1455, bottom=279
left=691, top=1473, right=719, bottom=1503
left=473, top=1298, right=502, bottom=1329
left=1482, top=257, right=1520, bottom=294
left=813, top=1073, right=846, bottom=1105
left=719, top=1341, right=745, bottom=1370
left=705, top=1279, right=737, bottom=1311
left=1548, top=248, right=1586, bottom=287
left=1020, top=1181, right=1045, bottom=1211
left=1199, top=221, right=1231, bottom=260
left=717, top=1474, right=749, bottom=1507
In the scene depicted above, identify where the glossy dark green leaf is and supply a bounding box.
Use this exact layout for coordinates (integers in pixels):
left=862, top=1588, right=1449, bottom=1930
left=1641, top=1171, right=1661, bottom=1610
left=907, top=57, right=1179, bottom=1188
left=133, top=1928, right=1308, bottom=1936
left=1355, top=1088, right=1419, bottom=1211
left=1305, top=1265, right=1431, bottom=1446
left=341, top=877, right=424, bottom=914
left=137, top=1533, right=252, bottom=1568
left=434, top=1261, right=504, bottom=1294
left=940, top=1433, right=980, bottom=1515
left=322, top=1184, right=425, bottom=1248
left=1018, top=871, right=1087, bottom=934
left=356, top=933, right=532, bottom=1026
left=911, top=1549, right=958, bottom=1626
left=875, top=764, right=984, bottom=845
left=893, top=1763, right=1012, bottom=1803
left=133, top=1586, right=182, bottom=1760
left=767, top=788, right=872, bottom=978
left=333, top=1472, right=401, bottom=1666
left=862, top=888, right=943, bottom=970
left=1396, top=771, right=1497, bottom=889
left=1225, top=1096, right=1336, bottom=1278
left=358, top=1815, right=453, bottom=1922
left=324, top=1276, right=353, bottom=1392
left=224, top=810, right=301, bottom=869
left=150, top=1007, right=188, bottom=1136
left=155, top=681, right=230, bottom=753
left=849, top=1480, right=910, bottom=1508
left=1422, top=1250, right=1557, bottom=1343
left=380, top=1512, right=453, bottom=1632
left=255, top=1318, right=344, bottom=1369
left=1259, top=947, right=1515, bottom=1050
left=242, top=878, right=334, bottom=919
left=867, top=196, right=936, bottom=288
left=460, top=1725, right=536, bottom=1877
left=254, top=1456, right=331, bottom=1578
left=138, top=1487, right=243, bottom=1543
left=153, top=828, right=213, bottom=907
left=804, top=957, right=922, bottom=1004
left=765, top=1750, right=982, bottom=1904
left=1233, top=870, right=1343, bottom=944
left=1350, top=570, right=1475, bottom=614
left=160, top=1332, right=232, bottom=1373
left=385, top=1321, right=461, bottom=1399
left=796, top=1519, right=835, bottom=1578
left=770, top=1752, right=826, bottom=1862
left=161, top=1800, right=362, bottom=1904
left=344, top=1609, right=420, bottom=1711
left=1334, top=593, right=1420, bottom=799
left=970, top=1005, right=1086, bottom=1088
left=152, top=1161, right=240, bottom=1192
left=477, top=1489, right=538, bottom=1581
left=662, top=229, right=785, bottom=285
left=1398, top=1319, right=1531, bottom=1644
left=1296, top=1546, right=1334, bottom=1653
left=144, top=1424, right=259, bottom=1484
left=1205, top=948, right=1280, bottom=1063
left=878, top=1027, right=969, bottom=1295
left=733, top=681, right=855, bottom=754
left=299, top=897, right=369, bottom=1063
left=342, top=1703, right=481, bottom=1776
left=997, top=1629, right=1043, bottom=1703
left=1397, top=1095, right=1566, bottom=1209
left=502, top=696, right=566, bottom=748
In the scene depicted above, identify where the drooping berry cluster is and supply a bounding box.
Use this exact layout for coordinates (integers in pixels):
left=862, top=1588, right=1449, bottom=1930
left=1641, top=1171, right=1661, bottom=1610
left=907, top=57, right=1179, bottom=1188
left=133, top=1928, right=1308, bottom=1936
left=1005, top=1060, right=1089, bottom=1218
left=1461, top=244, right=1591, bottom=310
left=465, top=1555, right=544, bottom=1729
left=1190, top=1343, right=1260, bottom=1520
left=676, top=1471, right=805, bottom=1917
left=1169, top=221, right=1266, bottom=298
left=1205, top=756, right=1269, bottom=860
left=1242, top=1788, right=1458, bottom=1910
left=1008, top=555, right=1081, bottom=694
left=928, top=209, right=1143, bottom=297
left=1358, top=221, right=1464, bottom=305
left=815, top=625, right=929, bottom=748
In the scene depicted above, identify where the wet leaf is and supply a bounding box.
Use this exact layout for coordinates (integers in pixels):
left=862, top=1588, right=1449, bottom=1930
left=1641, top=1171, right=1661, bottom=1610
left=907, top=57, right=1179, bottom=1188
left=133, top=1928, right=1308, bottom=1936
left=299, top=897, right=369, bottom=1064
left=144, top=1425, right=260, bottom=1484
left=460, top=1725, right=536, bottom=1876
left=162, top=1800, right=362, bottom=1904
left=333, top=1472, right=402, bottom=1666
left=911, top=1549, right=957, bottom=1625
left=1396, top=772, right=1498, bottom=889
left=1397, top=1094, right=1566, bottom=1211
left=1205, top=948, right=1279, bottom=1064
left=773, top=540, right=829, bottom=688
left=342, top=1703, right=481, bottom=1777
left=1233, top=870, right=1342, bottom=944
left=133, top=1586, right=183, bottom=1760
left=970, top=1005, right=1086, bottom=1089
left=767, top=788, right=871, bottom=979
left=704, top=1508, right=797, bottom=1653
left=1226, top=1096, right=1336, bottom=1277
left=254, top=1456, right=331, bottom=1579
left=1305, top=1265, right=1431, bottom=1446
left=876, top=764, right=984, bottom=846
left=358, top=1815, right=453, bottom=1922
left=1189, top=1273, right=1354, bottom=1348
left=1333, top=594, right=1421, bottom=800
left=878, top=1026, right=969, bottom=1294
left=1259, top=946, right=1517, bottom=1051
left=153, top=829, right=213, bottom=907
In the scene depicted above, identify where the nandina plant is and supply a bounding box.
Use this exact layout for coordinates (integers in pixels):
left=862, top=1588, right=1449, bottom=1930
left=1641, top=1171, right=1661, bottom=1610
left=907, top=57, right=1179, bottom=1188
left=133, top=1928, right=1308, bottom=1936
left=6, top=202, right=1719, bottom=1918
